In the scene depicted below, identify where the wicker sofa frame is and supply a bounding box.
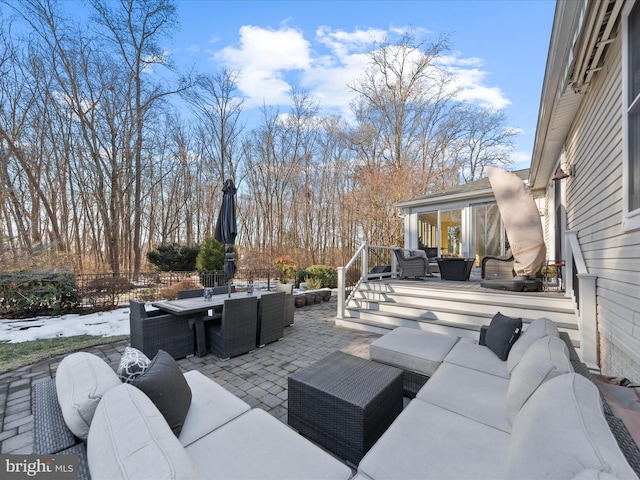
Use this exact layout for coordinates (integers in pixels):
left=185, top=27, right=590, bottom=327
left=129, top=300, right=194, bottom=360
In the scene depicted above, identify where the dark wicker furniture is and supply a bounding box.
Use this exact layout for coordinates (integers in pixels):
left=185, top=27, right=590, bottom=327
left=129, top=300, right=194, bottom=359
left=288, top=351, right=403, bottom=466
left=177, top=288, right=204, bottom=299
left=275, top=283, right=295, bottom=327
left=257, top=291, right=285, bottom=347
left=205, top=296, right=258, bottom=359
left=481, top=253, right=515, bottom=279
left=437, top=257, right=474, bottom=281
left=393, top=248, right=431, bottom=279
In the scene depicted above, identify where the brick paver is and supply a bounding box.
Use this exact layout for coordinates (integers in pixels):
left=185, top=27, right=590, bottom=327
left=0, top=298, right=380, bottom=453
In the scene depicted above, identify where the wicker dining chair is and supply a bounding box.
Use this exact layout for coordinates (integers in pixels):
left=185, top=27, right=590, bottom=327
left=275, top=283, right=295, bottom=327
left=205, top=296, right=257, bottom=360
left=129, top=300, right=194, bottom=359
left=177, top=288, right=204, bottom=299
left=257, top=291, right=285, bottom=347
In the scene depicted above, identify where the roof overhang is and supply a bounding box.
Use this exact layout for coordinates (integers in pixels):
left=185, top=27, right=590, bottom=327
left=396, top=187, right=495, bottom=211
left=529, top=0, right=623, bottom=190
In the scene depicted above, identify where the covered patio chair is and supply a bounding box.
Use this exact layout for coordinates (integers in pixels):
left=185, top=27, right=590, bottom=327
left=393, top=248, right=431, bottom=279
left=257, top=291, right=285, bottom=347
left=205, top=296, right=257, bottom=360
left=129, top=300, right=194, bottom=359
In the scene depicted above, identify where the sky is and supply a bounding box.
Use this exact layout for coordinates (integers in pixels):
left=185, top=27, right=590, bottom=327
left=163, top=0, right=557, bottom=170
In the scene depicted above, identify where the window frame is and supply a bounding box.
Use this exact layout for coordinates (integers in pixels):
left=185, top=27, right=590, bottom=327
left=623, top=0, right=640, bottom=231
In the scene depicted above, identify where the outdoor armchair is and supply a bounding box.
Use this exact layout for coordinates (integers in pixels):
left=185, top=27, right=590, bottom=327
left=129, top=300, right=194, bottom=359
left=393, top=248, right=431, bottom=279
left=481, top=252, right=515, bottom=279
left=205, top=296, right=257, bottom=359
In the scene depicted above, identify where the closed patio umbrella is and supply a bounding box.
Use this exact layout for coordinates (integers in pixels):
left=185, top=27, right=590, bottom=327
left=215, top=179, right=237, bottom=296
left=486, top=167, right=546, bottom=278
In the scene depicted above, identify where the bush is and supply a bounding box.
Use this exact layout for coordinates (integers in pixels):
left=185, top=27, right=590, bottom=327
left=297, top=265, right=337, bottom=288
left=82, top=276, right=134, bottom=310
left=147, top=243, right=200, bottom=271
left=159, top=279, right=200, bottom=300
left=274, top=255, right=297, bottom=284
left=0, top=272, right=80, bottom=317
left=196, top=238, right=227, bottom=271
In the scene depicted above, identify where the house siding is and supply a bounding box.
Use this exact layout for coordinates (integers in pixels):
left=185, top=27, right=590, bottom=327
left=562, top=35, right=640, bottom=380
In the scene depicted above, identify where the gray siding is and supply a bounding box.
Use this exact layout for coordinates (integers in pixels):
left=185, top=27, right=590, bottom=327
left=563, top=36, right=640, bottom=379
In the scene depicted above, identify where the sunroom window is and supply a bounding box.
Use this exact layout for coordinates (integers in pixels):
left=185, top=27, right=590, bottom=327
left=625, top=0, right=640, bottom=228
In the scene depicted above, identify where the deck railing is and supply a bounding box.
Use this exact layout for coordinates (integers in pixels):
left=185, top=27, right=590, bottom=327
left=565, top=230, right=598, bottom=369
left=337, top=243, right=397, bottom=319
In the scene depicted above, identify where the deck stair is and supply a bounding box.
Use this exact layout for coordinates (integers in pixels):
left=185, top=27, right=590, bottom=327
left=337, top=277, right=580, bottom=352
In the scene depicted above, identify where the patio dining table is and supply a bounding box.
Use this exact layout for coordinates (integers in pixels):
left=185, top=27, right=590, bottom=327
left=152, top=290, right=271, bottom=357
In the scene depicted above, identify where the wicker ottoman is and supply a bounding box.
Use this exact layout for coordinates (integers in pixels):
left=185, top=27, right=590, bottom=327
left=288, top=351, right=403, bottom=466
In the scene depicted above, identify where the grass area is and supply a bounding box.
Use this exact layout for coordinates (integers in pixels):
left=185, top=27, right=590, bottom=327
left=0, top=335, right=129, bottom=375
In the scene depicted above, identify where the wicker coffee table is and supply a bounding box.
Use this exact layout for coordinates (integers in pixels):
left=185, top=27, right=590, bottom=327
left=288, top=350, right=403, bottom=466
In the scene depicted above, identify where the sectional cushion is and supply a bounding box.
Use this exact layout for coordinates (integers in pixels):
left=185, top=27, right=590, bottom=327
left=357, top=398, right=510, bottom=479
left=443, top=338, right=509, bottom=378
left=88, top=383, right=195, bottom=480
left=484, top=312, right=522, bottom=361
left=55, top=352, right=121, bottom=441
left=507, top=335, right=572, bottom=422
left=508, top=373, right=638, bottom=479
left=179, top=370, right=251, bottom=447
left=186, top=409, right=353, bottom=480
left=369, top=327, right=459, bottom=377
left=507, top=317, right=559, bottom=373
left=132, top=350, right=192, bottom=437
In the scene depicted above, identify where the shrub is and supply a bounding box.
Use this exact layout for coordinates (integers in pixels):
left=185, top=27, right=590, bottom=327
left=274, top=255, right=297, bottom=284
left=147, top=243, right=200, bottom=271
left=0, top=272, right=80, bottom=317
left=82, top=276, right=134, bottom=309
left=196, top=238, right=227, bottom=271
left=159, top=279, right=200, bottom=300
left=297, top=265, right=337, bottom=288
left=304, top=276, right=322, bottom=290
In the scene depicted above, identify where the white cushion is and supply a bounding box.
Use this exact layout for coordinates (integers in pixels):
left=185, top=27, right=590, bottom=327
left=179, top=371, right=250, bottom=447
left=416, top=362, right=511, bottom=432
left=443, top=337, right=510, bottom=378
left=508, top=373, right=638, bottom=479
left=185, top=409, right=352, bottom=480
left=88, top=383, right=195, bottom=480
left=370, top=327, right=459, bottom=377
left=55, top=352, right=121, bottom=441
left=358, top=399, right=510, bottom=479
left=507, top=335, right=572, bottom=422
left=507, top=317, right=559, bottom=373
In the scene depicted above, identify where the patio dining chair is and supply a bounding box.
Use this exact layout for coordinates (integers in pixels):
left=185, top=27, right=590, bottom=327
left=205, top=296, right=257, bottom=360
left=129, top=300, right=194, bottom=360
left=275, top=283, right=295, bottom=327
left=257, top=291, right=285, bottom=347
left=178, top=288, right=204, bottom=299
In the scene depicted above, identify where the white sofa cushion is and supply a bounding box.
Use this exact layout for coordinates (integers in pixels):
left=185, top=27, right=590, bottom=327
left=179, top=370, right=250, bottom=447
left=416, top=362, right=511, bottom=432
left=370, top=327, right=459, bottom=377
left=507, top=335, right=572, bottom=422
left=185, top=409, right=352, bottom=479
left=55, top=351, right=121, bottom=441
left=507, top=317, right=559, bottom=373
left=88, top=383, right=195, bottom=480
left=357, top=398, right=510, bottom=479
left=508, top=373, right=638, bottom=479
left=443, top=337, right=509, bottom=378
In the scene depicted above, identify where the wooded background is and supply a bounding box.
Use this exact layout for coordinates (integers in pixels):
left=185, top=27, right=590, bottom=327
left=0, top=0, right=516, bottom=275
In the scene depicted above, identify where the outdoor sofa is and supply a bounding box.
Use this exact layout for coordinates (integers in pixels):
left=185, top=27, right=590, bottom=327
left=33, top=349, right=352, bottom=480
left=360, top=317, right=640, bottom=479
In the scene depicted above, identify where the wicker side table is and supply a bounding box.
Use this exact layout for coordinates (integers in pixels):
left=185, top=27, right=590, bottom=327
left=288, top=351, right=403, bottom=466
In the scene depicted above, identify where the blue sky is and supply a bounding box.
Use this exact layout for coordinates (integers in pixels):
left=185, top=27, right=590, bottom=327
left=166, top=0, right=556, bottom=170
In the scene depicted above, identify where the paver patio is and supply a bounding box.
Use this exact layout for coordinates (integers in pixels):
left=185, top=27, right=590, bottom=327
left=0, top=298, right=380, bottom=454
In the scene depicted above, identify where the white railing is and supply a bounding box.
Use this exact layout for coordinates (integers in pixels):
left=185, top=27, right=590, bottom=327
left=337, top=243, right=397, bottom=319
left=565, top=230, right=598, bottom=369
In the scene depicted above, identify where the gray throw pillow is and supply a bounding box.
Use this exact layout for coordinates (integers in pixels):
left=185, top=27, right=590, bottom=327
left=132, top=350, right=192, bottom=437
left=485, top=312, right=522, bottom=361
